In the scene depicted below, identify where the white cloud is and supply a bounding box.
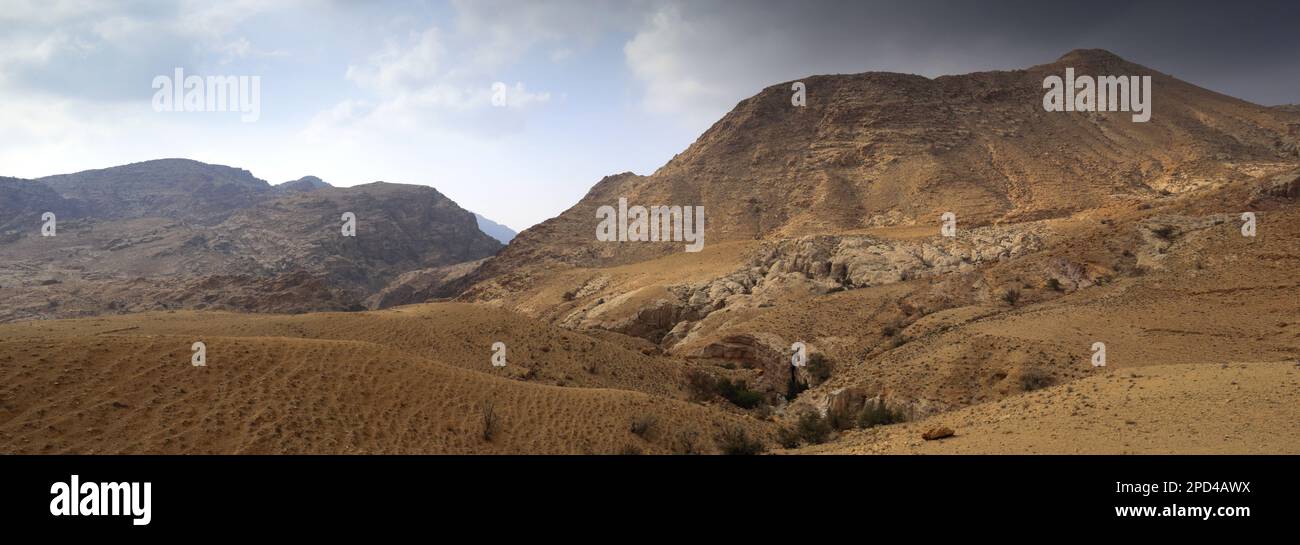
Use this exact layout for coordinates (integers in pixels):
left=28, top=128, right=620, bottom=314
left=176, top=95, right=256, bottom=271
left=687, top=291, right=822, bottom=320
left=311, top=14, right=556, bottom=140
left=624, top=4, right=737, bottom=124
left=346, top=27, right=446, bottom=95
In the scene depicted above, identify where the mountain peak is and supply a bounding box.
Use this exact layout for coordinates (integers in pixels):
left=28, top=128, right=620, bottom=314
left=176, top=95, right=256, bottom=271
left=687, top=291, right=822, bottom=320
left=275, top=175, right=332, bottom=193
left=1056, top=48, right=1125, bottom=63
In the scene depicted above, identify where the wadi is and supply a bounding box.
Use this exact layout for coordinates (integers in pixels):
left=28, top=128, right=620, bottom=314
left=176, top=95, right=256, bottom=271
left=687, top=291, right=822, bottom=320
left=0, top=49, right=1297, bottom=455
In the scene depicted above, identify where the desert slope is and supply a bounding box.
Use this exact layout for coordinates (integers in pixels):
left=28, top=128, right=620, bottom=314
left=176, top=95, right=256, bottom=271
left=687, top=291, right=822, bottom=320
left=802, top=361, right=1300, bottom=454
left=0, top=305, right=770, bottom=454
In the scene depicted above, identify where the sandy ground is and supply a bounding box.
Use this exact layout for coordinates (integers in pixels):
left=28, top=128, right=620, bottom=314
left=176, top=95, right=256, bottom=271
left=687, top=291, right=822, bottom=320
left=0, top=306, right=769, bottom=454
left=802, top=361, right=1300, bottom=454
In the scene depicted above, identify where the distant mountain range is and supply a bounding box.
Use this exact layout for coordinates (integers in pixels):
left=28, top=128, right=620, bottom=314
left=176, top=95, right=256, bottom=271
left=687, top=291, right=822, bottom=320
left=0, top=159, right=503, bottom=322
left=474, top=213, right=517, bottom=244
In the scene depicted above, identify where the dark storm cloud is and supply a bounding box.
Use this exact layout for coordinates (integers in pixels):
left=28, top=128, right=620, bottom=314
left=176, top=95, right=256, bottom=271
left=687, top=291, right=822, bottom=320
left=731, top=0, right=1300, bottom=105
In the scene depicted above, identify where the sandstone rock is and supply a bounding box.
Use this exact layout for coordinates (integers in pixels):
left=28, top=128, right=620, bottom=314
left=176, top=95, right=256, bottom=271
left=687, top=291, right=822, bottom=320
left=922, top=427, right=955, bottom=441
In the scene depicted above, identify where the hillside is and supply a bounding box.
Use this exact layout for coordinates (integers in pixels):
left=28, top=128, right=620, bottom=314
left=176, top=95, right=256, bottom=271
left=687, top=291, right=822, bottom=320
left=0, top=161, right=503, bottom=322
left=463, top=49, right=1300, bottom=289
left=0, top=304, right=770, bottom=454
left=443, top=49, right=1300, bottom=453
left=1, top=50, right=1298, bottom=455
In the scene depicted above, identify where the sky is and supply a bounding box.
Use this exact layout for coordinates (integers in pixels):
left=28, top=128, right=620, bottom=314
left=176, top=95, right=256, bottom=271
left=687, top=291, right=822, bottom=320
left=2, top=0, right=1299, bottom=231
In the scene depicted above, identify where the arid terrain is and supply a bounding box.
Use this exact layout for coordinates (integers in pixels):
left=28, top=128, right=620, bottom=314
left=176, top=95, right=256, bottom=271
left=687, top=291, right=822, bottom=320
left=1, top=50, right=1297, bottom=454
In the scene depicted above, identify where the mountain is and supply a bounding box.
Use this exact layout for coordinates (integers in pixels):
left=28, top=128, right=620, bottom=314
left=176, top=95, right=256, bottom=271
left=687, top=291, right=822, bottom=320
left=275, top=175, right=333, bottom=193
left=440, top=49, right=1300, bottom=443
left=0, top=161, right=503, bottom=322
left=466, top=49, right=1300, bottom=285
left=0, top=177, right=87, bottom=235
left=1, top=50, right=1297, bottom=455
left=474, top=213, right=517, bottom=243
left=38, top=158, right=272, bottom=224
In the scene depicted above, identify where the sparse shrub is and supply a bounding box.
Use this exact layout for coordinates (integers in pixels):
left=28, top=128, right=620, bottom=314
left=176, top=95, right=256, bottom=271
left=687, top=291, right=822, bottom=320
left=481, top=401, right=498, bottom=442
left=674, top=431, right=701, bottom=455
left=1019, top=367, right=1055, bottom=391
left=686, top=369, right=765, bottom=409
left=827, top=407, right=856, bottom=431
left=881, top=323, right=899, bottom=337
left=1002, top=288, right=1021, bottom=305
left=630, top=415, right=657, bottom=438
left=715, top=378, right=763, bottom=409
left=686, top=369, right=717, bottom=403
left=890, top=336, right=907, bottom=349
left=795, top=411, right=833, bottom=445
left=1045, top=277, right=1062, bottom=291
left=715, top=427, right=765, bottom=455
left=1151, top=225, right=1176, bottom=240
left=618, top=444, right=643, bottom=455
left=776, top=426, right=802, bottom=449
left=806, top=353, right=833, bottom=384
left=856, top=398, right=906, bottom=429
left=685, top=369, right=716, bottom=402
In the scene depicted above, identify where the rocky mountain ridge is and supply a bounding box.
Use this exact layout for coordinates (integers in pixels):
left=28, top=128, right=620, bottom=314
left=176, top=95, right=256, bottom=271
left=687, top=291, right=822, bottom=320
left=0, top=159, right=502, bottom=322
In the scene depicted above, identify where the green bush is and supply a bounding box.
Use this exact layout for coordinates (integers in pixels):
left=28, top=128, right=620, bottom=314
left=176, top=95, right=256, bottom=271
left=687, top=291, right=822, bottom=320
left=715, top=378, right=763, bottom=409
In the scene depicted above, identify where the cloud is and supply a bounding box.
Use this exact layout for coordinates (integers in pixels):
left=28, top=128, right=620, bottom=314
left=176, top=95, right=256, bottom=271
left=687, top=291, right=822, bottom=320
left=0, top=0, right=300, bottom=101
left=310, top=11, right=559, bottom=140
left=346, top=27, right=447, bottom=95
